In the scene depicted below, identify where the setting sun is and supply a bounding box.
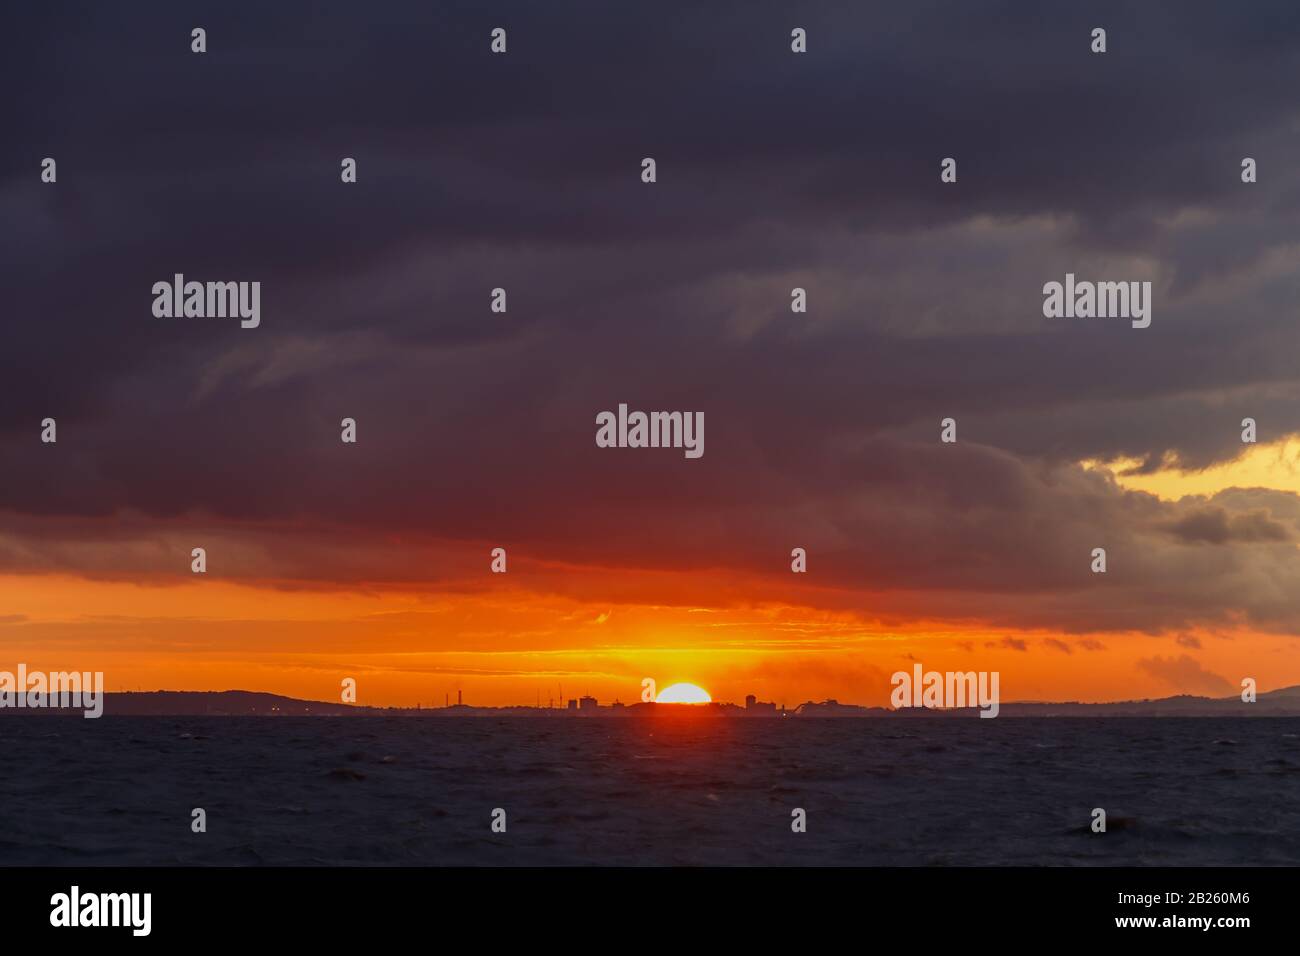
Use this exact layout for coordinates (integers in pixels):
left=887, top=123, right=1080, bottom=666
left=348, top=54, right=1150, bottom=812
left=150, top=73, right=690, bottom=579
left=656, top=682, right=712, bottom=704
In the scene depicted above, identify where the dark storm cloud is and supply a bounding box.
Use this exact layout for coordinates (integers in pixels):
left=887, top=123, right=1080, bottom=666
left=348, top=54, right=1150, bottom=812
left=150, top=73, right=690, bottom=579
left=3, top=2, right=1300, bottom=635
left=1164, top=507, right=1290, bottom=545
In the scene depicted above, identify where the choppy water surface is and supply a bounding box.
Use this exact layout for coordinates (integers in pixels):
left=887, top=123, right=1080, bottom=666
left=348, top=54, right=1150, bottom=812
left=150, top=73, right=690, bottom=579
left=2, top=716, right=1297, bottom=865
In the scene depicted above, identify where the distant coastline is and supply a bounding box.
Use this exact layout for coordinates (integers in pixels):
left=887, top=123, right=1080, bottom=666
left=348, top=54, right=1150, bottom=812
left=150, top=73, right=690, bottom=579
left=4, top=686, right=1299, bottom=717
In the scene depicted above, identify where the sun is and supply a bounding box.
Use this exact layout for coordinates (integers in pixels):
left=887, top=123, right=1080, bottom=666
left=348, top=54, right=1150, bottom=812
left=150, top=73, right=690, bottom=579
left=656, top=682, right=712, bottom=704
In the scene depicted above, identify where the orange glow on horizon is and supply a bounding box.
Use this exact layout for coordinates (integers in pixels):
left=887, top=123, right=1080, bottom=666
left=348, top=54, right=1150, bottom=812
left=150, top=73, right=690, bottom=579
left=1, top=572, right=1298, bottom=708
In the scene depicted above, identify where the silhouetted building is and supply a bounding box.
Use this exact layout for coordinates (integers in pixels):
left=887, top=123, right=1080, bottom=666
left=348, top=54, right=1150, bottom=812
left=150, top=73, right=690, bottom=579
left=746, top=693, right=777, bottom=712
left=579, top=695, right=598, bottom=711
left=567, top=699, right=578, bottom=710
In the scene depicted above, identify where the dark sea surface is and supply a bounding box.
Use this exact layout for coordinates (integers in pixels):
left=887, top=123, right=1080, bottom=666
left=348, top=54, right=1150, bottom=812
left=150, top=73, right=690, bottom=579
left=2, top=716, right=1298, bottom=866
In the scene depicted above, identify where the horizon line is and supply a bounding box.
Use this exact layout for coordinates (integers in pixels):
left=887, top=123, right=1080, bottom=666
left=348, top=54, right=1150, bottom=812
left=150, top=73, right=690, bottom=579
left=78, top=684, right=1298, bottom=711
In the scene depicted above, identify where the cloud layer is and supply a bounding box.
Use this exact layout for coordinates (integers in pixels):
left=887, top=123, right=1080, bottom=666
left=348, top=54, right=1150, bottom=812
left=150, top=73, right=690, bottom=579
left=4, top=1, right=1300, bottom=647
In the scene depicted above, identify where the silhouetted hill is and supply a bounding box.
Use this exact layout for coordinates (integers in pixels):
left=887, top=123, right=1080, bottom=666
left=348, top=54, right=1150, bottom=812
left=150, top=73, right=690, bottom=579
left=3, top=686, right=1299, bottom=716
left=997, top=685, right=1300, bottom=716
left=101, top=691, right=376, bottom=716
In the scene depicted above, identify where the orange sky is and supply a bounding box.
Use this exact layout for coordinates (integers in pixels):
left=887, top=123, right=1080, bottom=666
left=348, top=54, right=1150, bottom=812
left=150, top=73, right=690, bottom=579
left=4, top=442, right=1300, bottom=708
left=2, top=564, right=1297, bottom=708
